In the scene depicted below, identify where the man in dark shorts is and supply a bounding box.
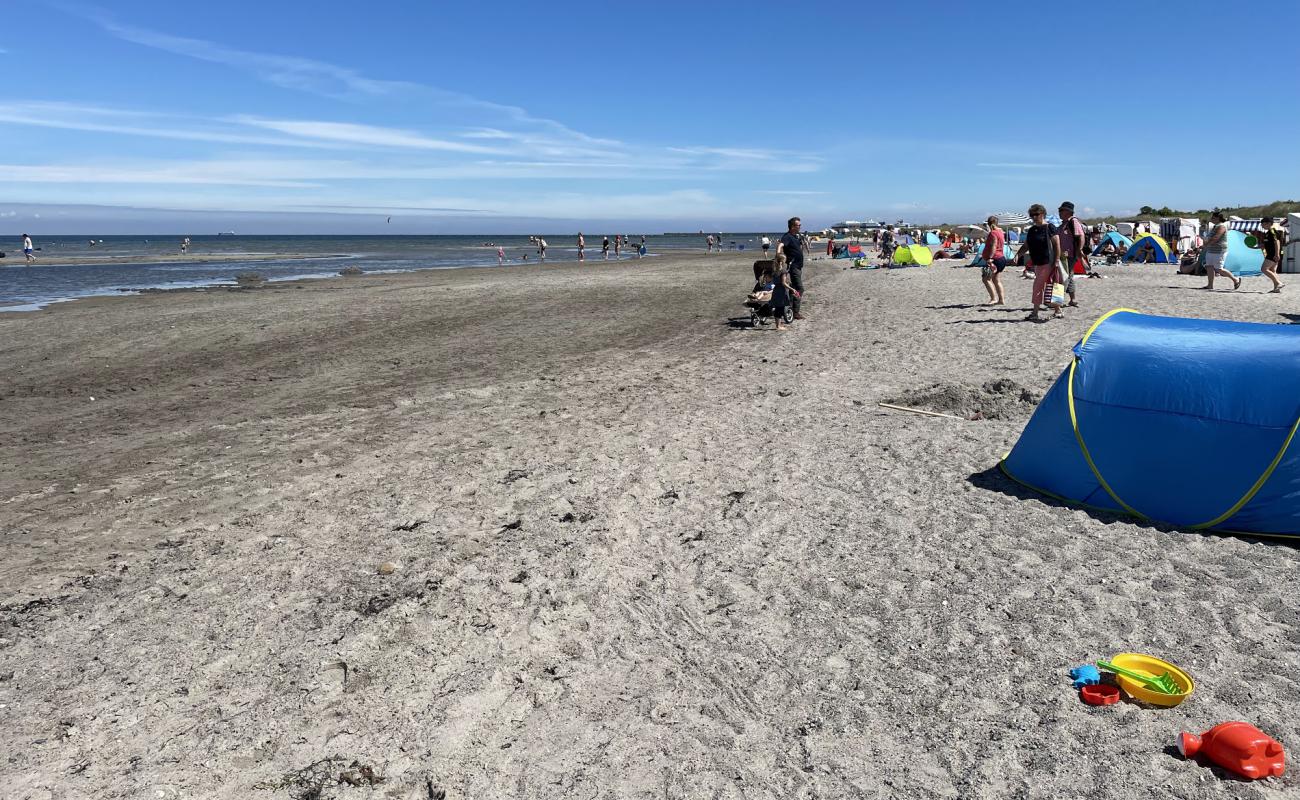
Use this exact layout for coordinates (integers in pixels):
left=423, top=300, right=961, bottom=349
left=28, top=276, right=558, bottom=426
left=775, top=216, right=806, bottom=320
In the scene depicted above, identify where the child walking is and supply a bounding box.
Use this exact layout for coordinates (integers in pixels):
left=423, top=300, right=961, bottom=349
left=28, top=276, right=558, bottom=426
left=771, top=255, right=794, bottom=331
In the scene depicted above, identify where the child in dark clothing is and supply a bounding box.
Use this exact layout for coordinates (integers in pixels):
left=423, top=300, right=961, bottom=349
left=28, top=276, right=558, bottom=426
left=770, top=255, right=793, bottom=331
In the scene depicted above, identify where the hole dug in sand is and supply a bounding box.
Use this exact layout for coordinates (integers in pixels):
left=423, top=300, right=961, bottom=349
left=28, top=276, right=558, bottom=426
left=885, top=379, right=1040, bottom=421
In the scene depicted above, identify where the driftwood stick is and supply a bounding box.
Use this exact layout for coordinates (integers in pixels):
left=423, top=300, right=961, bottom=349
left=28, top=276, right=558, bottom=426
left=877, top=402, right=967, bottom=421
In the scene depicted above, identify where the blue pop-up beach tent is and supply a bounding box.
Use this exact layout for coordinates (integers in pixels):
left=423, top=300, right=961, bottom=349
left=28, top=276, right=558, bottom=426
left=923, top=231, right=941, bottom=245
left=1092, top=231, right=1133, bottom=254
left=969, top=244, right=1015, bottom=267
left=1124, top=234, right=1175, bottom=263
left=1221, top=230, right=1264, bottom=276
left=1001, top=309, right=1300, bottom=536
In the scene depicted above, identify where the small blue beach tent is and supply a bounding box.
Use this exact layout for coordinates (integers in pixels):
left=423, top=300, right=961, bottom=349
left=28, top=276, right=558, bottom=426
left=1002, top=310, right=1300, bottom=536
left=1222, top=230, right=1264, bottom=276
left=923, top=232, right=941, bottom=245
left=969, top=244, right=1015, bottom=267
left=1123, top=234, right=1175, bottom=263
left=1092, top=231, right=1133, bottom=254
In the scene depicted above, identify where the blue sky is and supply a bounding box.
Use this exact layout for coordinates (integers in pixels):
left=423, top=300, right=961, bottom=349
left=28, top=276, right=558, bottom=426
left=4, top=0, right=1298, bottom=233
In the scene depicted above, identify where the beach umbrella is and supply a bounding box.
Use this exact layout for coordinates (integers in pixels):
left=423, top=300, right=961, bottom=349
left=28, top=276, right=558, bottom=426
left=953, top=224, right=988, bottom=238
left=994, top=211, right=1032, bottom=227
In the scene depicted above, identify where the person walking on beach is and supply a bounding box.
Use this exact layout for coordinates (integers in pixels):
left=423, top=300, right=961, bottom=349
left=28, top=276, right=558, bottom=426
left=602, top=236, right=610, bottom=260
left=761, top=235, right=771, bottom=257
left=979, top=215, right=1007, bottom=306
left=578, top=232, right=585, bottom=261
left=770, top=254, right=794, bottom=331
left=706, top=234, right=715, bottom=253
left=637, top=235, right=647, bottom=259
left=613, top=235, right=621, bottom=259
left=1202, top=211, right=1240, bottom=290
left=22, top=233, right=35, bottom=263
left=1055, top=201, right=1084, bottom=307
left=497, top=246, right=505, bottom=266
left=879, top=225, right=896, bottom=263
left=1255, top=217, right=1285, bottom=293
left=1018, top=204, right=1062, bottom=322
left=775, top=216, right=806, bottom=320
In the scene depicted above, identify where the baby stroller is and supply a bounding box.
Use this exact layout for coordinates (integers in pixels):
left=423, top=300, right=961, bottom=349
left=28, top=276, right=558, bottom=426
left=745, top=259, right=794, bottom=327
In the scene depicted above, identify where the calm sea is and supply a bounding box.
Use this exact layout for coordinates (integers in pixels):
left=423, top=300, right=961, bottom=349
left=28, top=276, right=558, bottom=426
left=0, top=233, right=769, bottom=311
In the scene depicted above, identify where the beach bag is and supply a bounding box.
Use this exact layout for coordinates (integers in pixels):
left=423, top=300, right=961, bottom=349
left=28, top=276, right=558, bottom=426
left=1050, top=282, right=1066, bottom=306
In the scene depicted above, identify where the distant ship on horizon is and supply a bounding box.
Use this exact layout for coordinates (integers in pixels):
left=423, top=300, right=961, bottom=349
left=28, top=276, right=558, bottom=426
left=217, top=231, right=236, bottom=236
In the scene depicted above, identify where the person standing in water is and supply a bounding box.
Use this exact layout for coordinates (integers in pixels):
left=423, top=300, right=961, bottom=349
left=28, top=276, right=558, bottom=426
left=613, top=235, right=621, bottom=259
left=538, top=237, right=547, bottom=261
left=577, top=232, right=585, bottom=261
left=497, top=246, right=505, bottom=266
left=22, top=233, right=35, bottom=263
left=602, top=236, right=610, bottom=260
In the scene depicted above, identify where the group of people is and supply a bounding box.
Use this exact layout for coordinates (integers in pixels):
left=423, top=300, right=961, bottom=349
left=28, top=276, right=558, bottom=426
left=973, top=206, right=1290, bottom=320
left=574, top=233, right=646, bottom=261
left=970, top=202, right=1091, bottom=320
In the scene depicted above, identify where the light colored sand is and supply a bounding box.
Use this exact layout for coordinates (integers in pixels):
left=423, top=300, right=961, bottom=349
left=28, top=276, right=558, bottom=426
left=1, top=253, right=1297, bottom=798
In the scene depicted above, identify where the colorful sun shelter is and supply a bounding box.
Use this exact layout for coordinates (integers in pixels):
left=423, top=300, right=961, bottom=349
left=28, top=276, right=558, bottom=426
left=1001, top=310, right=1300, bottom=536
left=923, top=231, right=941, bottom=245
left=1092, top=231, right=1133, bottom=254
left=892, top=244, right=933, bottom=266
left=1219, top=230, right=1264, bottom=276
left=1124, top=234, right=1175, bottom=263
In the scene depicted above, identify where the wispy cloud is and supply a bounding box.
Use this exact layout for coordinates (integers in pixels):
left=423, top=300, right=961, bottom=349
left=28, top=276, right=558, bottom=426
left=754, top=190, right=828, bottom=196
left=93, top=17, right=411, bottom=100
left=0, top=161, right=325, bottom=188
left=75, top=12, right=820, bottom=173
left=0, top=102, right=346, bottom=149
left=976, top=162, right=1127, bottom=170
left=233, top=117, right=501, bottom=154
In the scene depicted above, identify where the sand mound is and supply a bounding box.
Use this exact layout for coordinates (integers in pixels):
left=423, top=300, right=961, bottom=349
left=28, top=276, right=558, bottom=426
left=886, top=378, right=1040, bottom=420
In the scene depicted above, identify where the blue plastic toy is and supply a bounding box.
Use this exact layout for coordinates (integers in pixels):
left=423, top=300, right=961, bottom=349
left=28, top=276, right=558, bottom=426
left=1070, top=665, right=1100, bottom=689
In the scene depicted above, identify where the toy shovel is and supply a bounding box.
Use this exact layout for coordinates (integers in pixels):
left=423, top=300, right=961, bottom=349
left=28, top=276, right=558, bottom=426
left=1097, top=660, right=1180, bottom=695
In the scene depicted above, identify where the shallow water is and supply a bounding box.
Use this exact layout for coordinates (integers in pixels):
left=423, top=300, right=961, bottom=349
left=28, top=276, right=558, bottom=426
left=0, top=233, right=767, bottom=309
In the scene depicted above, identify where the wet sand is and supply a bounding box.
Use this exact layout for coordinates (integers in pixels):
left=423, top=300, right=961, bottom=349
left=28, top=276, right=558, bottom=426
left=1, top=252, right=1297, bottom=798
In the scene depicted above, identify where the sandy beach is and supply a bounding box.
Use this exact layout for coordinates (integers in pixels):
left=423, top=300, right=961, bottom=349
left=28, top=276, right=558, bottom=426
left=2, top=251, right=1298, bottom=799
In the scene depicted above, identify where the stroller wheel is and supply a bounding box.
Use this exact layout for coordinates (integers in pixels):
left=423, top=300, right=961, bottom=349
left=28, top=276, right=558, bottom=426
left=783, top=306, right=794, bottom=324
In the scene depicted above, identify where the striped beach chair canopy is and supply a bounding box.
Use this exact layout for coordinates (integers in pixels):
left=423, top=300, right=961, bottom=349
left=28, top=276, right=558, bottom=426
left=1226, top=218, right=1263, bottom=232
left=995, top=211, right=1032, bottom=227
